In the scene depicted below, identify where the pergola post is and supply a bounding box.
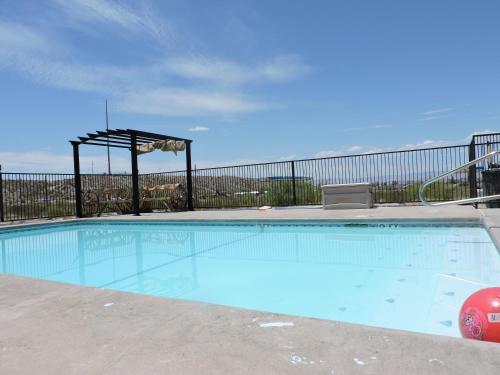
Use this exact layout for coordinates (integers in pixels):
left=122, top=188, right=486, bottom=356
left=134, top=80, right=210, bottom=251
left=130, top=132, right=140, bottom=216
left=186, top=141, right=194, bottom=211
left=72, top=142, right=83, bottom=218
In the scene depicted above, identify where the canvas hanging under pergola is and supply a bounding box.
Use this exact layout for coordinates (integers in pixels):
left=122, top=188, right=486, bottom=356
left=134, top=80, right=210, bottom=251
left=70, top=128, right=193, bottom=217
left=136, top=139, right=186, bottom=155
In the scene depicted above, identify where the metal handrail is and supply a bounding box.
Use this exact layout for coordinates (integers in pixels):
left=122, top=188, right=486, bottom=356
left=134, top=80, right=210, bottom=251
left=419, top=150, right=500, bottom=206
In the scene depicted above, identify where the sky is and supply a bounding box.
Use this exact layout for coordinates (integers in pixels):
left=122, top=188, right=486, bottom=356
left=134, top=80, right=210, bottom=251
left=0, top=0, right=498, bottom=173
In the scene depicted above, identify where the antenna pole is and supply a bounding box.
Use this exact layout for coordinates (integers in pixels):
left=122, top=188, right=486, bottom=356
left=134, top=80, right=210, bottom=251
left=106, top=100, right=111, bottom=174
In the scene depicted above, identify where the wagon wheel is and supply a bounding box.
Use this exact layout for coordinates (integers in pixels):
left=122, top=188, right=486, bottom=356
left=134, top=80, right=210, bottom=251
left=82, top=189, right=107, bottom=216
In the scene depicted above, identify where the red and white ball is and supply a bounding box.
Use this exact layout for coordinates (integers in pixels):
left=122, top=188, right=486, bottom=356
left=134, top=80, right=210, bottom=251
left=459, top=287, right=500, bottom=342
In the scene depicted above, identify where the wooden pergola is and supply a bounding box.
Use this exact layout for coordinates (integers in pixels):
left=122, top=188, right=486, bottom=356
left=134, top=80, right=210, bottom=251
left=70, top=128, right=193, bottom=217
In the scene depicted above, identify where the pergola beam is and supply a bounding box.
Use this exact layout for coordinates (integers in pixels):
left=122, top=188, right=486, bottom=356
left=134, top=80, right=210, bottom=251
left=77, top=136, right=133, bottom=146
left=125, top=128, right=192, bottom=143
left=81, top=142, right=131, bottom=149
left=130, top=132, right=140, bottom=216
left=94, top=131, right=144, bottom=144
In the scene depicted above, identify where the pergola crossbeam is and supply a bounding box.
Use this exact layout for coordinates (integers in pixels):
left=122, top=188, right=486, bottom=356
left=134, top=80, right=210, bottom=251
left=77, top=137, right=132, bottom=147
left=126, top=129, right=189, bottom=142
left=81, top=141, right=130, bottom=149
left=94, top=131, right=143, bottom=144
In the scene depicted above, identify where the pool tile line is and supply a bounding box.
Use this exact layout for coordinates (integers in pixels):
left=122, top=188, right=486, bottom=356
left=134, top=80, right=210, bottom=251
left=0, top=219, right=485, bottom=236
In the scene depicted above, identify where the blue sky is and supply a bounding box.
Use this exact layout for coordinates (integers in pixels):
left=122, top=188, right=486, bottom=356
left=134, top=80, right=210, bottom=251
left=0, top=0, right=498, bottom=173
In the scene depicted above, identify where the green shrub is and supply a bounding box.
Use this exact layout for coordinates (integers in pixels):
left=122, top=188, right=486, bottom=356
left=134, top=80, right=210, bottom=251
left=373, top=181, right=470, bottom=203
left=267, top=181, right=321, bottom=206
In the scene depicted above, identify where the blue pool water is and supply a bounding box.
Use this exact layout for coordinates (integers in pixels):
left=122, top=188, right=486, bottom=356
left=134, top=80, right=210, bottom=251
left=1, top=221, right=499, bottom=337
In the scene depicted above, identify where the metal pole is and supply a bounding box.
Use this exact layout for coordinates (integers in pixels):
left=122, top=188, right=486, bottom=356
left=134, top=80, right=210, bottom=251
left=291, top=161, right=297, bottom=206
left=106, top=100, right=111, bottom=175
left=72, top=142, right=83, bottom=218
left=130, top=132, right=140, bottom=216
left=186, top=141, right=194, bottom=211
left=0, top=164, right=4, bottom=222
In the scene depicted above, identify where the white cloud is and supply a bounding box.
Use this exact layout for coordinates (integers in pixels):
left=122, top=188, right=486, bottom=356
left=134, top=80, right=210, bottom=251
left=314, top=138, right=455, bottom=159
left=314, top=145, right=382, bottom=158
left=0, top=21, right=54, bottom=56
left=255, top=55, right=311, bottom=83
left=422, top=108, right=452, bottom=116
left=117, top=88, right=266, bottom=116
left=279, top=154, right=296, bottom=161
left=314, top=150, right=345, bottom=158
left=466, top=129, right=496, bottom=141
left=0, top=20, right=140, bottom=94
left=401, top=139, right=451, bottom=149
left=0, top=151, right=74, bottom=171
left=164, top=57, right=252, bottom=85
left=419, top=108, right=453, bottom=122
left=337, top=124, right=393, bottom=133
left=362, top=147, right=385, bottom=154
left=3, top=57, right=141, bottom=94
left=420, top=116, right=442, bottom=122
left=0, top=23, right=265, bottom=116
left=163, top=54, right=310, bottom=86
left=0, top=18, right=306, bottom=117
left=347, top=145, right=363, bottom=152
left=51, top=0, right=169, bottom=42
left=188, top=126, right=209, bottom=132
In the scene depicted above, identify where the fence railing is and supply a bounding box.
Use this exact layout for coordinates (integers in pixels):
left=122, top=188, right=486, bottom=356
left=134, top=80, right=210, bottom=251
left=1, top=133, right=499, bottom=221
left=0, top=171, right=75, bottom=221
left=191, top=144, right=474, bottom=208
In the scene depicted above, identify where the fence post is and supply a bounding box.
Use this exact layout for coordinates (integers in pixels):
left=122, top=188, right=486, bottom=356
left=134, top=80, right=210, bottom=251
left=468, top=138, right=477, bottom=204
left=44, top=176, right=49, bottom=216
left=185, top=141, right=194, bottom=211
left=0, top=164, right=4, bottom=222
left=72, top=142, right=83, bottom=218
left=291, top=161, right=297, bottom=206
left=130, top=132, right=140, bottom=216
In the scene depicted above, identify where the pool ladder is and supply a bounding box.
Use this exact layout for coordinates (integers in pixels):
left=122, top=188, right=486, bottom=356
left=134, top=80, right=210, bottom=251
left=419, top=150, right=500, bottom=206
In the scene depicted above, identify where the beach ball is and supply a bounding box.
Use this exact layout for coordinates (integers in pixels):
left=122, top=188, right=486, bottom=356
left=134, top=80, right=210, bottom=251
left=459, top=287, right=500, bottom=342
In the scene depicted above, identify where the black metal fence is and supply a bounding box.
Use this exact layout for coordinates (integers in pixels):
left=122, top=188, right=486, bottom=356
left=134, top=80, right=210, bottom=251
left=191, top=144, right=473, bottom=208
left=1, top=133, right=499, bottom=221
left=0, top=171, right=75, bottom=221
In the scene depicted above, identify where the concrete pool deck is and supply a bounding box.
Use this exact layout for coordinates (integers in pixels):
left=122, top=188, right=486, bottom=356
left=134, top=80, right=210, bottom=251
left=1, top=205, right=500, bottom=374
left=1, top=275, right=500, bottom=375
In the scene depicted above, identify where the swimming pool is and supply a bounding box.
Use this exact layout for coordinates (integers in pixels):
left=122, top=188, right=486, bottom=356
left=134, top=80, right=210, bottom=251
left=1, top=220, right=499, bottom=337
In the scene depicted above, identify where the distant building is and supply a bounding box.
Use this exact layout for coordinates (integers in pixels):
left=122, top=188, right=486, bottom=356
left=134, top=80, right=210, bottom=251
left=264, top=176, right=312, bottom=182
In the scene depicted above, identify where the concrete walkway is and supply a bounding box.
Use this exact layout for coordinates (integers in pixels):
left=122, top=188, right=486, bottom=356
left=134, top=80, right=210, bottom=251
left=1, top=275, right=499, bottom=375
left=86, top=204, right=486, bottom=221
